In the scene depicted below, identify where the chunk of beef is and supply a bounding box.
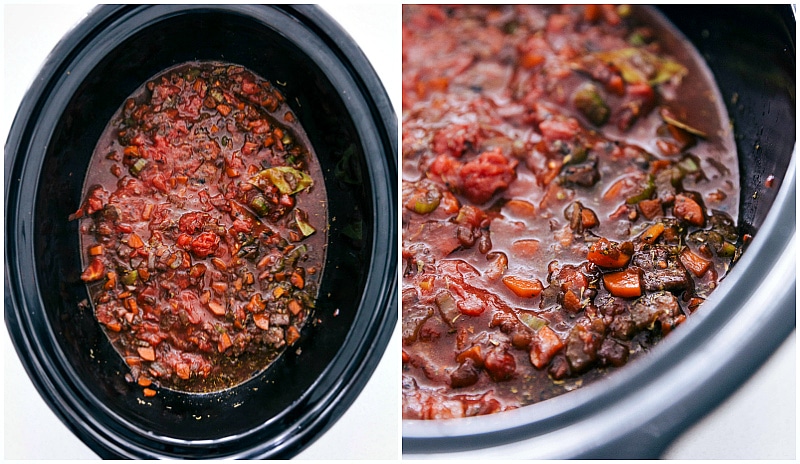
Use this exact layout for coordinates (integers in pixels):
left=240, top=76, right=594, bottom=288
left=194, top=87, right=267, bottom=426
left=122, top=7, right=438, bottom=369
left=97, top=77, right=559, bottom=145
left=565, top=319, right=605, bottom=373
left=631, top=245, right=692, bottom=293
left=629, top=291, right=683, bottom=332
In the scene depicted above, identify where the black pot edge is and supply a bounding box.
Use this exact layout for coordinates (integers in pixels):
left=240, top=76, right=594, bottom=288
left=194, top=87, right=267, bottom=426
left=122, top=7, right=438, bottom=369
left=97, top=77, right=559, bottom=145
left=4, top=4, right=398, bottom=459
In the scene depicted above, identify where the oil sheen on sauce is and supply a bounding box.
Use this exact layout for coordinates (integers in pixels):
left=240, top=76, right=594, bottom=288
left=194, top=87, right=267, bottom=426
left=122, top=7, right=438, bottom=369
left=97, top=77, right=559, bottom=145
left=402, top=5, right=740, bottom=419
left=74, top=61, right=328, bottom=393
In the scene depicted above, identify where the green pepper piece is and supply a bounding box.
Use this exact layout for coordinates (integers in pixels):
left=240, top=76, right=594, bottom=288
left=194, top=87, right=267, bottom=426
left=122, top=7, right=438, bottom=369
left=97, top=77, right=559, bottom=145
left=519, top=312, right=547, bottom=331
left=249, top=166, right=313, bottom=195
left=593, top=47, right=687, bottom=85
left=121, top=269, right=138, bottom=286
left=294, top=209, right=316, bottom=237
left=626, top=174, right=655, bottom=204
left=574, top=84, right=610, bottom=126
left=130, top=158, right=147, bottom=176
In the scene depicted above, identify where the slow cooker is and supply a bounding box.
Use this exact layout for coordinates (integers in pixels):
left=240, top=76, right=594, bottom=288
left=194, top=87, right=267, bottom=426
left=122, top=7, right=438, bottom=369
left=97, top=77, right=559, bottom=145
left=402, top=4, right=795, bottom=459
left=4, top=4, right=399, bottom=459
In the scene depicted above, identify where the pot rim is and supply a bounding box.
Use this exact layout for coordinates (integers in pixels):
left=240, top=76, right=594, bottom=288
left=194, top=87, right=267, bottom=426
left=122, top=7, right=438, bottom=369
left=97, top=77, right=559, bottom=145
left=4, top=4, right=397, bottom=459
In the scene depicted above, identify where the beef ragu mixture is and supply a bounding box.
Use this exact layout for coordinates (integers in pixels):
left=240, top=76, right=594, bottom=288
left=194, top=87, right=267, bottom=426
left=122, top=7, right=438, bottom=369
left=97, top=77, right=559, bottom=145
left=72, top=62, right=328, bottom=393
left=402, top=5, right=742, bottom=419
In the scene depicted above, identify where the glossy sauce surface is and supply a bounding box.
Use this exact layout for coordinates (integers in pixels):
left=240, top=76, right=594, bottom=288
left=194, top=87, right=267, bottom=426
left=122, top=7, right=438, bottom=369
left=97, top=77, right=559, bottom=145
left=74, top=62, right=328, bottom=393
left=402, top=5, right=740, bottom=419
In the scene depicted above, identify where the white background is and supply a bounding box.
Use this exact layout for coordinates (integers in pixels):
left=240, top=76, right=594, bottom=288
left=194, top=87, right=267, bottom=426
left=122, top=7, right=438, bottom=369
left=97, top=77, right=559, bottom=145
left=2, top=2, right=795, bottom=461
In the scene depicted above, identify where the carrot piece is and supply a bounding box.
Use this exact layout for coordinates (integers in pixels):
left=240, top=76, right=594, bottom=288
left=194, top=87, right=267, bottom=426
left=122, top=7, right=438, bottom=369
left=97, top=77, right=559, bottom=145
left=208, top=300, right=226, bottom=316
left=286, top=326, right=300, bottom=346
left=211, top=281, right=228, bottom=294
left=142, top=388, right=157, bottom=397
left=288, top=299, right=303, bottom=316
left=520, top=52, right=545, bottom=69
left=502, top=275, right=544, bottom=298
left=511, top=239, right=540, bottom=260
left=137, top=346, right=156, bottom=362
left=218, top=332, right=232, bottom=352
left=587, top=238, right=632, bottom=268
left=603, top=268, right=643, bottom=298
left=176, top=363, right=191, bottom=380
left=137, top=377, right=152, bottom=387
left=456, top=345, right=484, bottom=367
left=583, top=4, right=601, bottom=22
left=602, top=177, right=627, bottom=201
left=504, top=199, right=536, bottom=218
left=581, top=208, right=599, bottom=229
left=427, top=77, right=449, bottom=93
left=607, top=74, right=625, bottom=96
left=641, top=223, right=665, bottom=245
left=128, top=233, right=144, bottom=249
left=104, top=271, right=117, bottom=290
left=253, top=313, right=270, bottom=330
left=106, top=322, right=122, bottom=333
left=216, top=104, right=231, bottom=116
left=88, top=244, right=104, bottom=256
left=680, top=248, right=712, bottom=277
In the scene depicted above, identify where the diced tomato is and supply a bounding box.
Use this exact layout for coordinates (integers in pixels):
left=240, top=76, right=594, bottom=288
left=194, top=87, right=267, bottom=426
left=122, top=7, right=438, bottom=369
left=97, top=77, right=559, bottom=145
left=459, top=148, right=517, bottom=204
left=539, top=118, right=581, bottom=142
left=190, top=232, right=220, bottom=258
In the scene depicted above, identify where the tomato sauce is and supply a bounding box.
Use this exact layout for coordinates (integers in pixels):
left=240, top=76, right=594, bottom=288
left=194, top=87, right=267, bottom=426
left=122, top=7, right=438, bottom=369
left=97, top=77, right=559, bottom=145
left=73, top=62, right=327, bottom=393
left=402, top=5, right=741, bottom=419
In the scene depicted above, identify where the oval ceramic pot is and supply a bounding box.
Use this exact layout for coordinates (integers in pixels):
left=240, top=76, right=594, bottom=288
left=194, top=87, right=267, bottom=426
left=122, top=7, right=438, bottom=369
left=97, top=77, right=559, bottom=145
left=5, top=4, right=397, bottom=459
left=402, top=4, right=795, bottom=459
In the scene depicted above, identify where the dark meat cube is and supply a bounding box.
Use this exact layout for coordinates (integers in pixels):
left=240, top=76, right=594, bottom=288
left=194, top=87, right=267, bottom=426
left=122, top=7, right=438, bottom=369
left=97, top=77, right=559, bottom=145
left=632, top=246, right=692, bottom=293
left=629, top=291, right=683, bottom=332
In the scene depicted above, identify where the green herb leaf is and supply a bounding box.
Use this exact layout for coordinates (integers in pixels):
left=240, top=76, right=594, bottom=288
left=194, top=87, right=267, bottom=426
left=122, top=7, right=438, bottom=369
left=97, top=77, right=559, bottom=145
left=593, top=47, right=687, bottom=85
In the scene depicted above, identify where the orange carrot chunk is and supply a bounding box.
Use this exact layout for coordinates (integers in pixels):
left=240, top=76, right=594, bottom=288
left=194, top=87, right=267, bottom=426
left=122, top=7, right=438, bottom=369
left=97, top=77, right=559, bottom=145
left=137, top=346, right=156, bottom=362
left=502, top=275, right=544, bottom=298
left=603, top=268, right=643, bottom=298
left=456, top=345, right=484, bottom=367
left=680, top=248, right=713, bottom=277
left=587, top=237, right=633, bottom=268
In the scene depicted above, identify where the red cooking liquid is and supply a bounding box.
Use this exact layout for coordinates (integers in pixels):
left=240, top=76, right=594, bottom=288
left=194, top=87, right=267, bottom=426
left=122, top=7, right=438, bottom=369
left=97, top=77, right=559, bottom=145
left=74, top=62, right=328, bottom=393
left=402, top=5, right=740, bottom=419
